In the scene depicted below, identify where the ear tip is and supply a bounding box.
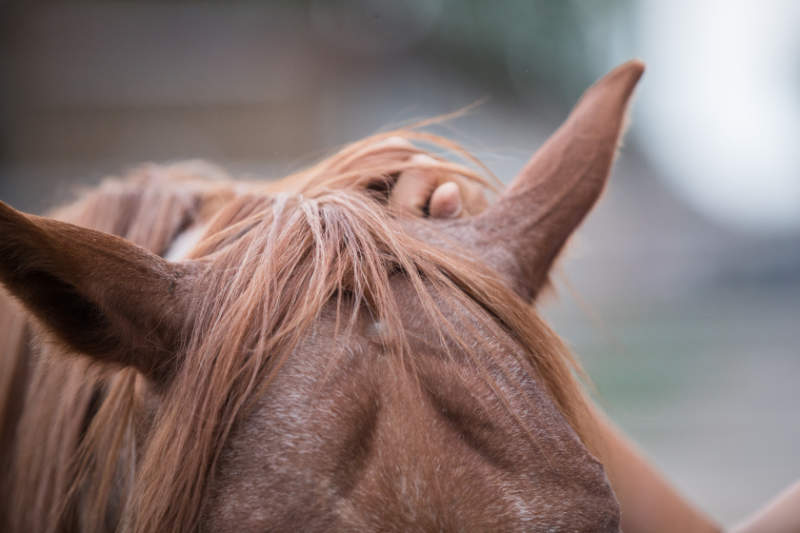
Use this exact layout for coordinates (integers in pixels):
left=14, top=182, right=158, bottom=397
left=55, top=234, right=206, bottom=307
left=625, top=58, right=646, bottom=74
left=0, top=201, right=27, bottom=229
left=583, top=59, right=646, bottom=106
left=626, top=59, right=646, bottom=82
left=611, top=59, right=646, bottom=86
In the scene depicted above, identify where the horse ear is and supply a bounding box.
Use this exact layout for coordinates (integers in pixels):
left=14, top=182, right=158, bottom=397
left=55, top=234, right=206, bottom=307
left=454, top=60, right=645, bottom=300
left=0, top=201, right=198, bottom=380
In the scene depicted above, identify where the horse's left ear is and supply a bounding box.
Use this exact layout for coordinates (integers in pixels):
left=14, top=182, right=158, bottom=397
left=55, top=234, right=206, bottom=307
left=446, top=60, right=645, bottom=301
left=0, top=201, right=197, bottom=380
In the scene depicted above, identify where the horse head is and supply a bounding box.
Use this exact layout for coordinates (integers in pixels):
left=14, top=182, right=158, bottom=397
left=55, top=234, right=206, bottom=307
left=0, top=61, right=643, bottom=532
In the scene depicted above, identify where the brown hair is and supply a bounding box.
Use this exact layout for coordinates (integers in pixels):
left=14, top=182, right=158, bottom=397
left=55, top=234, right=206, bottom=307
left=1, top=132, right=592, bottom=533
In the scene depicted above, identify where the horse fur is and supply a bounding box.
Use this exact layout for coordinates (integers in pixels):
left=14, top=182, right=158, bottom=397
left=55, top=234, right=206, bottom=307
left=0, top=61, right=643, bottom=532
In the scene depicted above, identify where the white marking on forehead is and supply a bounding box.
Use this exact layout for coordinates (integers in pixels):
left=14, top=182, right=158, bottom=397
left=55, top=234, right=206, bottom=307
left=164, top=224, right=207, bottom=261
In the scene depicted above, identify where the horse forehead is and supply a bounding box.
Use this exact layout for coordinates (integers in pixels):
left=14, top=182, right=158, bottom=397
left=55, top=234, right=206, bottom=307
left=204, top=308, right=619, bottom=531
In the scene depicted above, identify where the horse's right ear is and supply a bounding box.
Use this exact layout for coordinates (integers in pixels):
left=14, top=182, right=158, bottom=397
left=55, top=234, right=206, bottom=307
left=441, top=60, right=644, bottom=301
left=0, top=201, right=198, bottom=381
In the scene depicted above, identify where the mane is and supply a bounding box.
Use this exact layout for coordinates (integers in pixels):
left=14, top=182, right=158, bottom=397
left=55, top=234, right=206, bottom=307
left=1, top=130, right=594, bottom=532
left=0, top=161, right=227, bottom=532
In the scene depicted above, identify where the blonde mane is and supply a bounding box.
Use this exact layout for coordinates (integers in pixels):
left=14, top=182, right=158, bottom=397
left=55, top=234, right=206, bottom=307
left=1, top=129, right=593, bottom=533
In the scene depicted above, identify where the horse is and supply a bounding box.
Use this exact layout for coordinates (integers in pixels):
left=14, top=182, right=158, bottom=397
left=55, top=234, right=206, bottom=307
left=0, top=61, right=644, bottom=532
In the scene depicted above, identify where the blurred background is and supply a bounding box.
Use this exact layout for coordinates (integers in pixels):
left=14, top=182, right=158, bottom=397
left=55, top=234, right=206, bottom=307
left=1, top=1, right=798, bottom=526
